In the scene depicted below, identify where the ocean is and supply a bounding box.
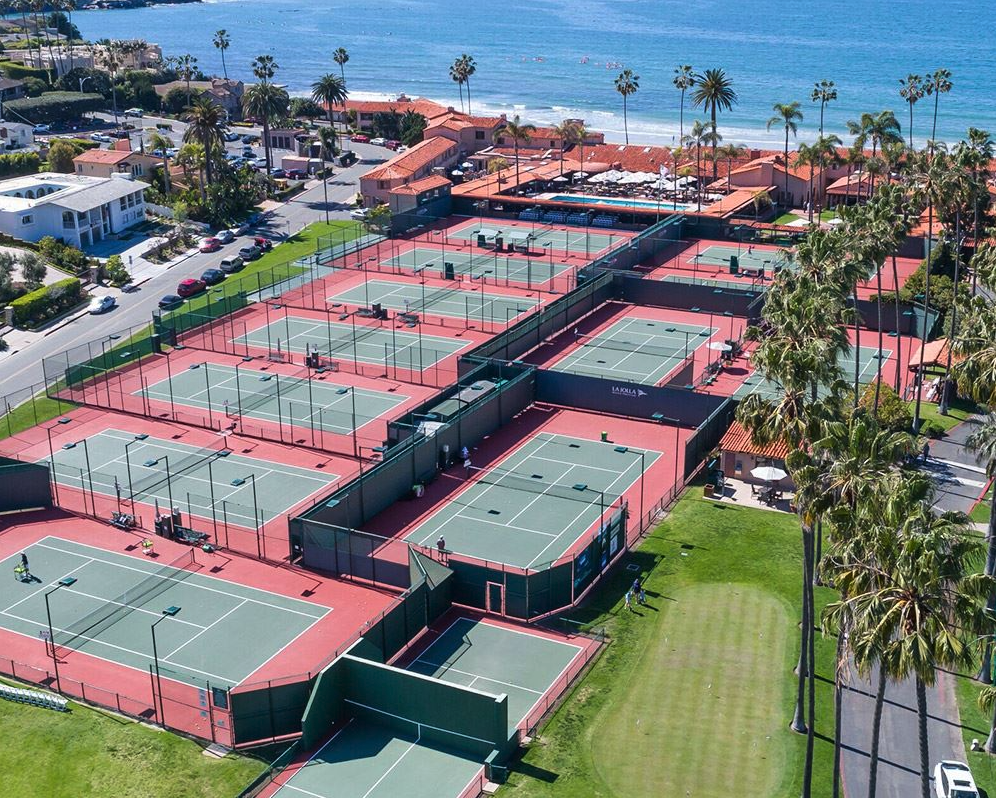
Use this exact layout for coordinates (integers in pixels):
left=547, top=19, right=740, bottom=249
left=71, top=0, right=996, bottom=148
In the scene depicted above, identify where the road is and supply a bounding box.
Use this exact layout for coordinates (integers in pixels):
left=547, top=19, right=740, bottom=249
left=0, top=132, right=388, bottom=398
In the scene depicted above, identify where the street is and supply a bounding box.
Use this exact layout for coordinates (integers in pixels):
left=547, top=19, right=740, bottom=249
left=0, top=126, right=389, bottom=398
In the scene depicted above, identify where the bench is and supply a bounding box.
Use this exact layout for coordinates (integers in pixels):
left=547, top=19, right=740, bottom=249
left=172, top=526, right=209, bottom=546
left=0, top=682, right=68, bottom=712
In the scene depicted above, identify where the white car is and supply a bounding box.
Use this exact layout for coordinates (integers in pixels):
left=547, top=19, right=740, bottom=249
left=123, top=108, right=143, bottom=118
left=350, top=208, right=371, bottom=221
left=88, top=295, right=116, bottom=314
left=253, top=157, right=268, bottom=168
left=934, top=761, right=979, bottom=798
left=370, top=137, right=387, bottom=146
left=215, top=229, right=236, bottom=244
left=90, top=133, right=112, bottom=143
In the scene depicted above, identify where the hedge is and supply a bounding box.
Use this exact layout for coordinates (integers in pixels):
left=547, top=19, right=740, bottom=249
left=0, top=150, right=40, bottom=177
left=0, top=60, right=50, bottom=83
left=5, top=92, right=104, bottom=124
left=10, top=277, right=83, bottom=326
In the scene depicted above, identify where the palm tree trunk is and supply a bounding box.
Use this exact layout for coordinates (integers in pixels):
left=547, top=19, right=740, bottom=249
left=915, top=676, right=930, bottom=798
left=514, top=141, right=520, bottom=192
left=978, top=493, right=996, bottom=684
left=802, top=525, right=816, bottom=798
left=986, top=693, right=996, bottom=752
left=940, top=214, right=961, bottom=415
left=909, top=104, right=915, bottom=150
left=791, top=524, right=810, bottom=735
left=466, top=78, right=471, bottom=115
left=162, top=155, right=171, bottom=194
left=808, top=163, right=814, bottom=222
left=931, top=93, right=939, bottom=148
left=202, top=133, right=213, bottom=188
left=262, top=116, right=271, bottom=174
left=868, top=666, right=887, bottom=798
left=892, top=253, right=902, bottom=394
left=875, top=260, right=884, bottom=409
left=784, top=130, right=790, bottom=209
left=622, top=96, right=628, bottom=145
left=679, top=91, right=684, bottom=143
left=853, top=289, right=861, bottom=407
left=832, top=630, right=845, bottom=798
left=913, top=204, right=934, bottom=433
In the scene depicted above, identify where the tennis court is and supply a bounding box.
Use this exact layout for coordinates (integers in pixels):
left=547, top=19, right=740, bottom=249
left=404, top=432, right=658, bottom=569
left=0, top=536, right=329, bottom=689
left=736, top=345, right=894, bottom=400
left=235, top=316, right=469, bottom=370
left=446, top=219, right=622, bottom=255
left=381, top=247, right=572, bottom=285
left=328, top=279, right=538, bottom=325
left=272, top=616, right=582, bottom=798
left=691, top=244, right=792, bottom=273
left=551, top=316, right=717, bottom=385
left=44, top=428, right=338, bottom=526
left=138, top=362, right=408, bottom=436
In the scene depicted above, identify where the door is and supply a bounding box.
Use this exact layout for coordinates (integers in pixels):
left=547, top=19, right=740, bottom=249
left=486, top=581, right=505, bottom=615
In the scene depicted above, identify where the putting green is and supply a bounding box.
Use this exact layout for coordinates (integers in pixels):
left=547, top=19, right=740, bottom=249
left=592, top=583, right=790, bottom=798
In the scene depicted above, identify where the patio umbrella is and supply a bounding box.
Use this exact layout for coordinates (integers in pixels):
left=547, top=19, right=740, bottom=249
left=460, top=162, right=474, bottom=170
left=707, top=342, right=732, bottom=352
left=552, top=175, right=569, bottom=183
left=751, top=466, right=787, bottom=482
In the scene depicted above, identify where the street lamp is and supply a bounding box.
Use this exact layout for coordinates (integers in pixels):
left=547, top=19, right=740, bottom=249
left=78, top=75, right=91, bottom=95
left=44, top=576, right=77, bottom=694
left=43, top=417, right=71, bottom=504
left=230, top=474, right=261, bottom=558
left=150, top=606, right=181, bottom=727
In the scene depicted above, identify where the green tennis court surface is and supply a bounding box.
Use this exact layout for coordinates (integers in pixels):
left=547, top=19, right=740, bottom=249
left=404, top=432, right=658, bottom=569
left=327, top=279, right=538, bottom=324
left=272, top=617, right=581, bottom=798
left=446, top=220, right=622, bottom=254
left=661, top=273, right=766, bottom=292
left=138, top=362, right=408, bottom=436
left=0, top=537, right=328, bottom=689
left=691, top=244, right=791, bottom=271
left=381, top=247, right=572, bottom=285
left=235, top=316, right=468, bottom=370
left=551, top=317, right=717, bottom=385
left=736, top=345, right=893, bottom=400
left=44, top=429, right=338, bottom=526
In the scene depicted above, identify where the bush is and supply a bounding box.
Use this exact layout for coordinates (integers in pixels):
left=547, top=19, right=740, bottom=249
left=0, top=60, right=51, bottom=83
left=857, top=381, right=913, bottom=433
left=919, top=418, right=946, bottom=438
left=37, top=236, right=91, bottom=275
left=46, top=139, right=76, bottom=173
left=104, top=254, right=130, bottom=286
left=5, top=92, right=104, bottom=125
left=0, top=150, right=41, bottom=177
left=10, top=277, right=83, bottom=326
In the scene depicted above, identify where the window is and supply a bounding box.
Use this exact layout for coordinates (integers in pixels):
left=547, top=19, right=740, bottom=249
left=120, top=197, right=127, bottom=211
left=62, top=211, right=74, bottom=229
left=25, top=189, right=34, bottom=199
left=21, top=214, right=33, bottom=225
left=127, top=194, right=135, bottom=208
left=475, top=131, right=484, bottom=140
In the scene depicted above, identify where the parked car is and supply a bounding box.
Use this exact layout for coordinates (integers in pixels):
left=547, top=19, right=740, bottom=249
left=241, top=133, right=260, bottom=144
left=223, top=130, right=241, bottom=142
left=123, top=108, right=143, bottom=118
left=350, top=133, right=370, bottom=143
left=90, top=132, right=112, bottom=143
left=200, top=268, right=226, bottom=286
left=110, top=130, right=131, bottom=139
left=252, top=157, right=268, bottom=169
left=384, top=140, right=401, bottom=151
left=176, top=278, right=205, bottom=297
left=369, top=137, right=386, bottom=146
left=219, top=256, right=244, bottom=273
left=934, top=761, right=979, bottom=798
left=166, top=147, right=179, bottom=158
left=350, top=207, right=371, bottom=221
left=232, top=222, right=250, bottom=235
left=87, top=295, right=116, bottom=314
left=158, top=294, right=184, bottom=309
left=242, top=145, right=255, bottom=157
left=286, top=169, right=308, bottom=180
left=215, top=229, right=236, bottom=244
left=198, top=237, right=221, bottom=253
left=238, top=244, right=262, bottom=261
left=32, top=124, right=50, bottom=134
left=271, top=168, right=286, bottom=179
left=338, top=150, right=357, bottom=166
left=253, top=236, right=273, bottom=251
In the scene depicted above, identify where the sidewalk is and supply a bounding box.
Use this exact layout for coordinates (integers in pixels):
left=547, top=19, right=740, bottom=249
left=925, top=416, right=988, bottom=514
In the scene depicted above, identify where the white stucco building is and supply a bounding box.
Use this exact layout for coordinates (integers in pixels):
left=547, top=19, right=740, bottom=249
left=0, top=172, right=146, bottom=249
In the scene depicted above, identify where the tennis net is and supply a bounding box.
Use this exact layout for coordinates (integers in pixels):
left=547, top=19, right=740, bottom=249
left=129, top=444, right=229, bottom=502
left=53, top=549, right=197, bottom=655
left=573, top=331, right=703, bottom=361
left=344, top=699, right=497, bottom=758
left=466, top=467, right=622, bottom=507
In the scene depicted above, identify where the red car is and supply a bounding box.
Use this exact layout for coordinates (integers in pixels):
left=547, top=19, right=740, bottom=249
left=254, top=236, right=273, bottom=251
left=176, top=278, right=206, bottom=297
left=199, top=237, right=221, bottom=253
left=350, top=133, right=370, bottom=143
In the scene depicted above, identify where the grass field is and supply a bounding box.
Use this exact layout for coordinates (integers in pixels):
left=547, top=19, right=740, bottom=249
left=955, top=670, right=996, bottom=796
left=912, top=396, right=979, bottom=434
left=972, top=486, right=993, bottom=524
left=500, top=494, right=837, bottom=798
left=0, top=679, right=263, bottom=798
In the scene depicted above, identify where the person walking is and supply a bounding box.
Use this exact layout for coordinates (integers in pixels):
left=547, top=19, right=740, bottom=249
left=624, top=589, right=632, bottom=612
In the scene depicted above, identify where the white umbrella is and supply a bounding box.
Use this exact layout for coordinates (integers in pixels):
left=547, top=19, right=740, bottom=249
left=552, top=175, right=568, bottom=182
left=751, top=466, right=787, bottom=482
left=461, top=161, right=474, bottom=169
left=707, top=342, right=732, bottom=352
left=450, top=169, right=464, bottom=177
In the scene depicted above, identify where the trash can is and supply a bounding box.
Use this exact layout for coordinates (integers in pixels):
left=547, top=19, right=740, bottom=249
left=729, top=255, right=739, bottom=274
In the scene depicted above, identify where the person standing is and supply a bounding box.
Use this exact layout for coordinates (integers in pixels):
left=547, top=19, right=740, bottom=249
left=624, top=589, right=632, bottom=612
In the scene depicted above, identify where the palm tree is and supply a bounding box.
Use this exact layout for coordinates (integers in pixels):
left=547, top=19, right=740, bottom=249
left=458, top=53, right=477, bottom=114
left=767, top=102, right=803, bottom=209
left=691, top=68, right=738, bottom=180
left=498, top=115, right=535, bottom=192
left=311, top=73, right=348, bottom=150
left=146, top=129, right=173, bottom=195
left=104, top=42, right=122, bottom=126
left=811, top=79, right=837, bottom=137
left=247, top=55, right=282, bottom=175
left=182, top=96, right=224, bottom=196
left=614, top=69, right=639, bottom=145
left=899, top=74, right=925, bottom=149
left=672, top=65, right=695, bottom=144
left=965, top=416, right=996, bottom=684
left=925, top=68, right=953, bottom=149
left=449, top=58, right=466, bottom=113
left=213, top=30, right=230, bottom=80
left=682, top=120, right=710, bottom=212
left=812, top=133, right=843, bottom=219
left=176, top=53, right=198, bottom=106
left=553, top=119, right=579, bottom=176
left=333, top=47, right=349, bottom=85
left=715, top=142, right=745, bottom=184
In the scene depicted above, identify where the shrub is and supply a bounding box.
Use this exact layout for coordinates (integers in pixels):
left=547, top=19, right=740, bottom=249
left=857, top=381, right=912, bottom=433
left=105, top=254, right=130, bottom=286
left=46, top=139, right=76, bottom=173
left=5, top=92, right=104, bottom=125
left=0, top=60, right=50, bottom=83
left=919, top=418, right=946, bottom=438
left=19, top=251, right=46, bottom=289
left=10, top=277, right=83, bottom=326
left=37, top=236, right=91, bottom=275
left=0, top=150, right=40, bottom=177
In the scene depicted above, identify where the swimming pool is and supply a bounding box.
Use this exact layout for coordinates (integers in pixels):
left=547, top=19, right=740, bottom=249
left=546, top=194, right=696, bottom=212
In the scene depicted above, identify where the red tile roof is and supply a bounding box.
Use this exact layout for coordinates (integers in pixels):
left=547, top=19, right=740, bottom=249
left=363, top=136, right=457, bottom=182
left=719, top=420, right=790, bottom=459
left=391, top=174, right=452, bottom=196
left=343, top=97, right=450, bottom=120
left=73, top=149, right=134, bottom=164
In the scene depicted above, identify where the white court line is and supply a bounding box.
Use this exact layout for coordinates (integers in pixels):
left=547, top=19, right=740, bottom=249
left=32, top=541, right=326, bottom=620
left=274, top=719, right=355, bottom=798
left=413, top=659, right=542, bottom=695
left=162, top=597, right=248, bottom=661
left=448, top=512, right=557, bottom=538
left=1, top=555, right=96, bottom=615
left=47, top=585, right=207, bottom=630
left=276, top=783, right=328, bottom=798
left=360, top=737, right=420, bottom=798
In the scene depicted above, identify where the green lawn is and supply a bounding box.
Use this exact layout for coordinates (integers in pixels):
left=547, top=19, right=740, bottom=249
left=954, top=670, right=996, bottom=797
left=0, top=679, right=264, bottom=798
left=913, top=396, right=979, bottom=434
left=501, top=495, right=837, bottom=798
left=773, top=212, right=803, bottom=226
left=972, top=486, right=993, bottom=524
